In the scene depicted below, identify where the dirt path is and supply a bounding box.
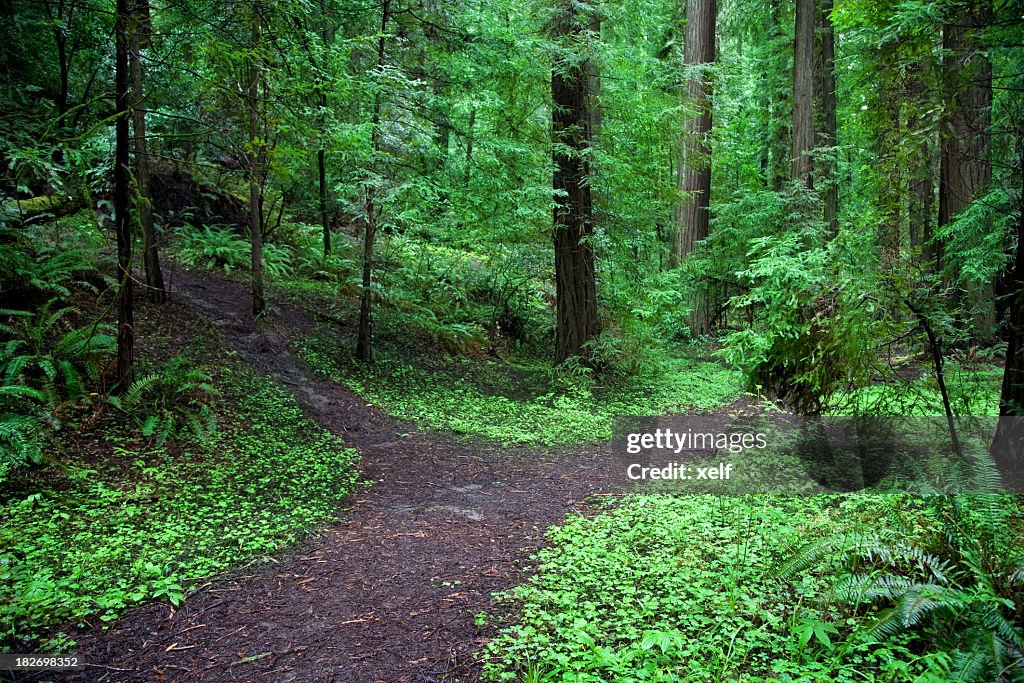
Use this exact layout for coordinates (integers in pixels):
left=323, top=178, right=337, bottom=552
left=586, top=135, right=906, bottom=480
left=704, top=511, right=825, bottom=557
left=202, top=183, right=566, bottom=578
left=64, top=268, right=619, bottom=683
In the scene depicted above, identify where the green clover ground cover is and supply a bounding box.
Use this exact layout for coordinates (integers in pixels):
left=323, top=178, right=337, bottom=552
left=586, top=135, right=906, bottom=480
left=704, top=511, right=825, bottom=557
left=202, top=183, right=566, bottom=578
left=295, top=333, right=743, bottom=447
left=0, top=363, right=359, bottom=650
left=482, top=494, right=948, bottom=683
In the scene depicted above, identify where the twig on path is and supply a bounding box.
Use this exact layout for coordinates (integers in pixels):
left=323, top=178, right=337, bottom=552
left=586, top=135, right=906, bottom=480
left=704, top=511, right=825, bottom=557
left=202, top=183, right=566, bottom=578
left=82, top=663, right=136, bottom=672
left=214, top=626, right=246, bottom=643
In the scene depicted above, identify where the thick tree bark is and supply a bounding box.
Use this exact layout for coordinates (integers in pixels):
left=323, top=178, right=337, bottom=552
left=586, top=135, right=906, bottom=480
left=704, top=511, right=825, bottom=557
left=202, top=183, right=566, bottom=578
left=939, top=0, right=993, bottom=339
left=792, top=0, right=815, bottom=186
left=129, top=0, right=164, bottom=303
left=671, top=0, right=715, bottom=267
left=552, top=1, right=599, bottom=364
left=114, top=0, right=133, bottom=391
left=818, top=0, right=838, bottom=234
left=671, top=0, right=716, bottom=337
left=766, top=0, right=789, bottom=192
left=355, top=0, right=390, bottom=362
left=248, top=1, right=265, bottom=317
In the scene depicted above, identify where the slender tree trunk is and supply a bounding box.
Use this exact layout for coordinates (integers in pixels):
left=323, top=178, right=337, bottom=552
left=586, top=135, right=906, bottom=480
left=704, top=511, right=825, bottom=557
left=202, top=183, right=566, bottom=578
left=317, top=78, right=330, bottom=257
left=819, top=0, right=838, bottom=233
left=355, top=0, right=390, bottom=362
left=48, top=0, right=70, bottom=121
left=939, top=0, right=993, bottom=339
left=552, top=0, right=599, bottom=364
left=129, top=0, right=164, bottom=303
left=248, top=1, right=265, bottom=317
left=792, top=0, right=815, bottom=186
left=114, top=0, right=133, bottom=391
left=319, top=143, right=330, bottom=256
left=463, top=107, right=475, bottom=188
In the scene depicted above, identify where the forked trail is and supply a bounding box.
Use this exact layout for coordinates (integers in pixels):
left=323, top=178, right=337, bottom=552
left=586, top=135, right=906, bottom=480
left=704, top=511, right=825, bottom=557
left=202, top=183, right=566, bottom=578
left=67, top=268, right=618, bottom=683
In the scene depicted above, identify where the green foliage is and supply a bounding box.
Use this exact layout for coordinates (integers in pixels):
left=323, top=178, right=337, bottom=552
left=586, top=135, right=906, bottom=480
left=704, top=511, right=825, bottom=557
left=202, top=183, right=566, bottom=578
left=719, top=216, right=877, bottom=413
left=0, top=393, right=45, bottom=479
left=0, top=217, right=105, bottom=301
left=108, top=355, right=218, bottom=446
left=0, top=300, right=114, bottom=479
left=1, top=301, right=114, bottom=407
left=297, top=332, right=740, bottom=446
left=175, top=223, right=301, bottom=280
left=483, top=494, right=947, bottom=683
left=780, top=496, right=1024, bottom=682
left=0, top=362, right=360, bottom=649
left=177, top=224, right=251, bottom=273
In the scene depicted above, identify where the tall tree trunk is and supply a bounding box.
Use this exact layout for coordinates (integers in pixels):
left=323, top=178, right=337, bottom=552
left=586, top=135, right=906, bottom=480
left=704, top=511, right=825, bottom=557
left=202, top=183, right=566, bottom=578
left=939, top=0, right=993, bottom=339
left=114, top=0, right=133, bottom=391
left=672, top=0, right=716, bottom=337
left=766, top=0, right=789, bottom=191
left=317, top=69, right=331, bottom=257
left=818, top=0, right=838, bottom=234
left=671, top=0, right=715, bottom=267
left=129, top=0, right=164, bottom=303
left=248, top=1, right=265, bottom=317
left=991, top=133, right=1024, bottom=490
left=552, top=0, right=599, bottom=364
left=355, top=0, right=390, bottom=362
left=792, top=0, right=815, bottom=186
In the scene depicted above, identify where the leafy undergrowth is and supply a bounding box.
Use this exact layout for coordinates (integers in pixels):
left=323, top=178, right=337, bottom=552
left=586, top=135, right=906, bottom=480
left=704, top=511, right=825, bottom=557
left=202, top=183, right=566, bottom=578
left=834, top=363, right=1003, bottom=417
left=295, top=333, right=742, bottom=447
left=482, top=494, right=961, bottom=683
left=0, top=362, right=360, bottom=651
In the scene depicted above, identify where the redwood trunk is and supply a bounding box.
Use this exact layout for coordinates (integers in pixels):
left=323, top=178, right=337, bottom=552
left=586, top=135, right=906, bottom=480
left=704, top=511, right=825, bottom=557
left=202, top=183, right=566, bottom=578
left=792, top=0, right=815, bottom=186
left=819, top=0, right=838, bottom=233
left=672, top=0, right=716, bottom=266
left=939, top=0, right=993, bottom=339
left=552, top=2, right=598, bottom=364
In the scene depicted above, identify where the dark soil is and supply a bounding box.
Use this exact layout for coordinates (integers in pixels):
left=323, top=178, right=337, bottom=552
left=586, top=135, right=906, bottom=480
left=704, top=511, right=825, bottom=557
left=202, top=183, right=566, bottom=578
left=43, top=267, right=622, bottom=683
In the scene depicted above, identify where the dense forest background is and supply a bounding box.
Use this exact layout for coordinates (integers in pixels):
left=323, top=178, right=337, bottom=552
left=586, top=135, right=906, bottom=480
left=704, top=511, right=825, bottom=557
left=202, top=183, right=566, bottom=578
left=2, top=0, right=1024, bottom=680
left=3, top=0, right=1023, bottom=417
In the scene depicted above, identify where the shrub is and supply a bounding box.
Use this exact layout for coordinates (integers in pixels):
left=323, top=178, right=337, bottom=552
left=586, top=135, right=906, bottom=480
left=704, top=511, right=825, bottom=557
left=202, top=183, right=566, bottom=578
left=177, top=225, right=250, bottom=273
left=779, top=496, right=1024, bottom=682
left=719, top=228, right=882, bottom=414
left=108, top=355, right=218, bottom=445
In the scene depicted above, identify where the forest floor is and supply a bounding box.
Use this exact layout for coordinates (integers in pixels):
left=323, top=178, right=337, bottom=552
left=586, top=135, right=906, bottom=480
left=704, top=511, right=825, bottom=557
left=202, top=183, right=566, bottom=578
left=54, top=267, right=627, bottom=683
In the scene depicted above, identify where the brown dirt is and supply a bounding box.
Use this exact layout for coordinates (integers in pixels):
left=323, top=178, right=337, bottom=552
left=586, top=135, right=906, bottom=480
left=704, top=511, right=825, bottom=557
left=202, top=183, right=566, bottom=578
left=45, top=267, right=621, bottom=683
